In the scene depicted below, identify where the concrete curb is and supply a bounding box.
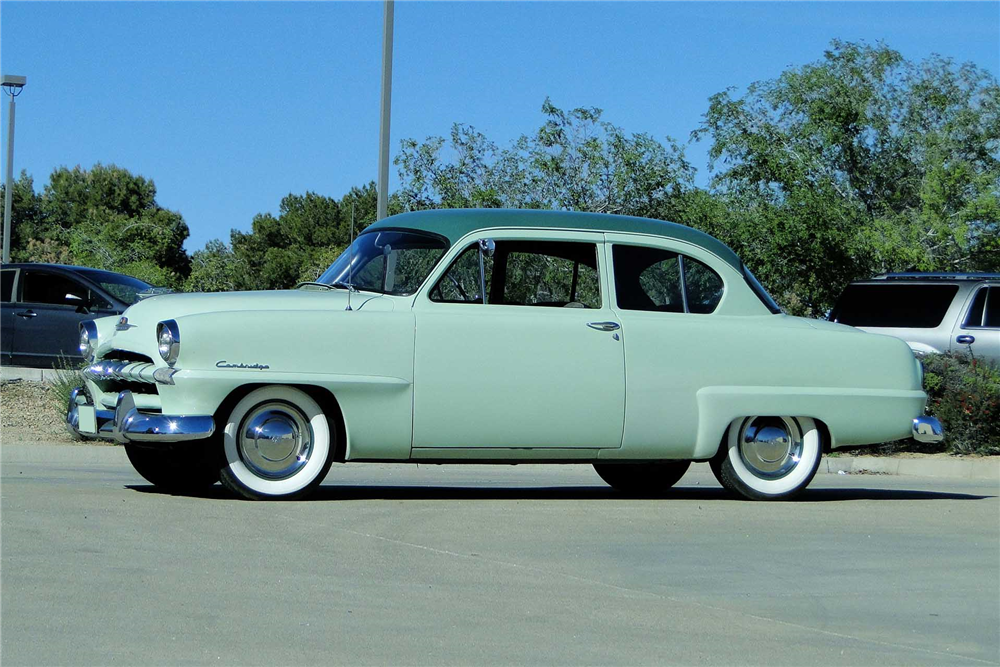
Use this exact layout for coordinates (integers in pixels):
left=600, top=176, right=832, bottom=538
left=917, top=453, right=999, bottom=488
left=819, top=455, right=999, bottom=482
left=0, top=365, right=64, bottom=382
left=2, top=444, right=998, bottom=481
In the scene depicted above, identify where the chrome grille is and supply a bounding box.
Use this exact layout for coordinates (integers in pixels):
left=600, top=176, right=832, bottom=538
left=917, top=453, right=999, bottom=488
left=87, top=350, right=160, bottom=403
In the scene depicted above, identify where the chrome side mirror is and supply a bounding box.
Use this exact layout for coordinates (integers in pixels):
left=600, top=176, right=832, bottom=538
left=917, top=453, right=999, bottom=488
left=477, top=238, right=495, bottom=304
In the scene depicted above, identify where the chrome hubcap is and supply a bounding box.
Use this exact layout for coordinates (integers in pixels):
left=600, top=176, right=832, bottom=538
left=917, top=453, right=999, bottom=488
left=738, top=417, right=803, bottom=479
left=239, top=402, right=313, bottom=479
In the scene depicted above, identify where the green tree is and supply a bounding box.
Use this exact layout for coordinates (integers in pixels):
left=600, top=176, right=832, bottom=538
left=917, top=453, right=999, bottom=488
left=0, top=171, right=48, bottom=261
left=696, top=40, right=1000, bottom=315
left=5, top=164, right=191, bottom=287
left=396, top=98, right=695, bottom=217
left=186, top=184, right=380, bottom=292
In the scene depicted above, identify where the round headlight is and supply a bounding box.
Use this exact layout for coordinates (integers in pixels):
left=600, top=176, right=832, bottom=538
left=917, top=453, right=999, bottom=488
left=156, top=320, right=180, bottom=366
left=79, top=321, right=98, bottom=361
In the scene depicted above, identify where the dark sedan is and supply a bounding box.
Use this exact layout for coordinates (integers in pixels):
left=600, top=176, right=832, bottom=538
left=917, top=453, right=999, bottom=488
left=1, top=263, right=153, bottom=368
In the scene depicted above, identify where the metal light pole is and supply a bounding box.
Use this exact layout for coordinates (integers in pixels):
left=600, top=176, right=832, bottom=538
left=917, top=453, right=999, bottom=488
left=376, top=0, right=394, bottom=221
left=2, top=74, right=26, bottom=264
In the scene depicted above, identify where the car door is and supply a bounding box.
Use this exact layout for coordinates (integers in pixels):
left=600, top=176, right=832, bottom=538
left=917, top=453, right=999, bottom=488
left=952, top=284, right=1000, bottom=364
left=1, top=268, right=19, bottom=364
left=411, top=230, right=625, bottom=450
left=10, top=269, right=105, bottom=368
left=604, top=233, right=730, bottom=459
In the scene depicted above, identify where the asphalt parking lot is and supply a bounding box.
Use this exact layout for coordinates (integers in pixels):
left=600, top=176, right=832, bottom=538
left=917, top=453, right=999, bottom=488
left=2, top=447, right=998, bottom=666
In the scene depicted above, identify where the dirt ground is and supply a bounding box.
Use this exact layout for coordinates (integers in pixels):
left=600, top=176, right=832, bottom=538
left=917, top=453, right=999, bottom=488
left=0, top=380, right=78, bottom=444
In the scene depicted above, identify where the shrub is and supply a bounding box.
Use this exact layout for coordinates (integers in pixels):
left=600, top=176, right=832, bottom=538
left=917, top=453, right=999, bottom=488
left=47, top=357, right=84, bottom=427
left=921, top=353, right=1000, bottom=456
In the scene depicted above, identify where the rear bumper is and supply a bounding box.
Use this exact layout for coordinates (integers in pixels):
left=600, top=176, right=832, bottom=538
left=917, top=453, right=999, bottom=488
left=912, top=415, right=944, bottom=444
left=66, top=387, right=215, bottom=444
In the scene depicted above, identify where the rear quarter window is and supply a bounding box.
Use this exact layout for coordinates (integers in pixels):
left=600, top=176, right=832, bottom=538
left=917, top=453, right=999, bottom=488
left=830, top=284, right=959, bottom=328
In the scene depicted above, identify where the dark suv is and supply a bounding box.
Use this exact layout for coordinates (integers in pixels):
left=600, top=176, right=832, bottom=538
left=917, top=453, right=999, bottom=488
left=829, top=273, right=999, bottom=364
left=1, top=263, right=153, bottom=368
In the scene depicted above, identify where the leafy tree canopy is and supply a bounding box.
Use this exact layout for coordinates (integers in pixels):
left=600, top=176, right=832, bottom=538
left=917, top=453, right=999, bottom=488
left=395, top=98, right=695, bottom=219
left=695, top=40, right=1000, bottom=314
left=185, top=183, right=379, bottom=292
left=3, top=163, right=191, bottom=287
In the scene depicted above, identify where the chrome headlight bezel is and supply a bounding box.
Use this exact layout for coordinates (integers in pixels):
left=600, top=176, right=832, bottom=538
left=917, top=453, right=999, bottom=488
left=79, top=321, right=98, bottom=361
left=156, top=320, right=180, bottom=367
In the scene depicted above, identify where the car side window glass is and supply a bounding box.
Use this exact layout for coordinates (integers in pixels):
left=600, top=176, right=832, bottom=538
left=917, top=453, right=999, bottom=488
left=964, top=287, right=988, bottom=327
left=21, top=271, right=88, bottom=306
left=684, top=257, right=725, bottom=314
left=90, top=292, right=114, bottom=310
left=500, top=241, right=600, bottom=308
left=977, top=287, right=1000, bottom=328
left=613, top=245, right=724, bottom=314
left=430, top=244, right=493, bottom=303
left=431, top=241, right=600, bottom=308
left=1, top=269, right=14, bottom=303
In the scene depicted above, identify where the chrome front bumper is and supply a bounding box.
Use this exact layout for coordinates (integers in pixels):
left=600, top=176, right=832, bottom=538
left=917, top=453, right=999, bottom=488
left=66, top=387, right=215, bottom=444
left=912, top=416, right=944, bottom=444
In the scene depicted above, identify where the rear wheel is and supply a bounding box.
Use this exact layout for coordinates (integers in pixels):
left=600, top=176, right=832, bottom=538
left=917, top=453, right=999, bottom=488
left=593, top=461, right=691, bottom=495
left=219, top=386, right=334, bottom=500
left=124, top=442, right=220, bottom=493
left=711, top=416, right=822, bottom=500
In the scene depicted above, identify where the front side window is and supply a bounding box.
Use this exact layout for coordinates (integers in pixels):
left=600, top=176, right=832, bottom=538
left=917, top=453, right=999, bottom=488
left=612, top=244, right=724, bottom=314
left=964, top=286, right=999, bottom=328
left=20, top=271, right=88, bottom=307
left=430, top=240, right=600, bottom=308
left=430, top=244, right=493, bottom=303
left=501, top=242, right=600, bottom=308
left=318, top=229, right=449, bottom=296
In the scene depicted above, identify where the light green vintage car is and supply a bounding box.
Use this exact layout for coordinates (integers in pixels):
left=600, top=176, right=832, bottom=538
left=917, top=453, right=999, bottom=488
left=67, top=209, right=943, bottom=501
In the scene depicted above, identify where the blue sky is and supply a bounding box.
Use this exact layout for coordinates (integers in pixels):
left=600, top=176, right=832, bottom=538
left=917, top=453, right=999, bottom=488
left=2, top=1, right=998, bottom=252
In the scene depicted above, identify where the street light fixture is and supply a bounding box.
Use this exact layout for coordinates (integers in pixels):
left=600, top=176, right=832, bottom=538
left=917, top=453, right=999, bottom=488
left=2, top=74, right=27, bottom=264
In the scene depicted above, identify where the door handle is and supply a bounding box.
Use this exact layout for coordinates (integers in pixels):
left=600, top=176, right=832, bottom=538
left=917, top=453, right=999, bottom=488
left=956, top=334, right=976, bottom=345
left=15, top=310, right=37, bottom=318
left=587, top=321, right=620, bottom=332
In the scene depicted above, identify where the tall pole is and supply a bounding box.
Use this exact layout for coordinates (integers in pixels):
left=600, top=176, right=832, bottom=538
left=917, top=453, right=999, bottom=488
left=2, top=92, right=15, bottom=263
left=376, top=0, right=394, bottom=221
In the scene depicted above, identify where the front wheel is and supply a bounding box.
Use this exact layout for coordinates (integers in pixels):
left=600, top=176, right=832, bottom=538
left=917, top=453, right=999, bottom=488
left=124, top=442, right=220, bottom=493
left=219, top=386, right=334, bottom=500
left=593, top=461, right=691, bottom=495
left=711, top=416, right=822, bottom=501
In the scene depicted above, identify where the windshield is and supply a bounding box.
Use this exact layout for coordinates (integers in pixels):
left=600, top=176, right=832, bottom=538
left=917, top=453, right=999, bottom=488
left=316, top=229, right=449, bottom=295
left=77, top=269, right=152, bottom=306
left=742, top=264, right=782, bottom=314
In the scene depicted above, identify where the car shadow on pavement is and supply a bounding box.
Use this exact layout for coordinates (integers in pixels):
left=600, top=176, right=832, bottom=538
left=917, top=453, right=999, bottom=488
left=124, top=484, right=994, bottom=502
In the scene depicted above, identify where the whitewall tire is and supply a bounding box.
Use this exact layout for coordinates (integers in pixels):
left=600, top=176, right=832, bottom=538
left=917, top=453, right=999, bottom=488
left=711, top=416, right=822, bottom=501
left=219, top=386, right=333, bottom=500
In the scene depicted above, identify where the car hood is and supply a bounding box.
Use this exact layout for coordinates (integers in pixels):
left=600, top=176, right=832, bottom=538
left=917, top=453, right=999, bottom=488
left=118, top=289, right=392, bottom=329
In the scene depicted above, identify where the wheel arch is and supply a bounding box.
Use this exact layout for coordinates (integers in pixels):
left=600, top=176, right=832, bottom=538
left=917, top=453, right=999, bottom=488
left=213, top=382, right=348, bottom=463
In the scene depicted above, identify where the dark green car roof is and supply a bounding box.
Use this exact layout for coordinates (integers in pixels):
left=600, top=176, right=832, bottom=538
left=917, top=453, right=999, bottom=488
left=364, top=209, right=742, bottom=270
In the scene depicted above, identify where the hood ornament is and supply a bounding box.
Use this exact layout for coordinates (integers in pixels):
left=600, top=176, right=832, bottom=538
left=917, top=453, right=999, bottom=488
left=115, top=317, right=135, bottom=331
